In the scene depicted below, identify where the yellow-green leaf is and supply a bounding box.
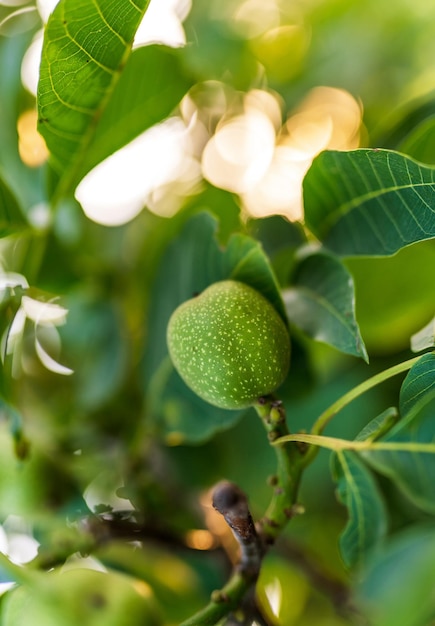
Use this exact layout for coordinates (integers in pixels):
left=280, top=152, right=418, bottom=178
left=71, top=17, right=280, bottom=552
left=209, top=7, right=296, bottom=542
left=37, top=0, right=151, bottom=196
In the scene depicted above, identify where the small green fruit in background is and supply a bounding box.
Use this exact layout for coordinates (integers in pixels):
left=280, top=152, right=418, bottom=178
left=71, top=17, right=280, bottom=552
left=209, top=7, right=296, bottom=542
left=2, top=567, right=163, bottom=626
left=167, top=280, right=290, bottom=409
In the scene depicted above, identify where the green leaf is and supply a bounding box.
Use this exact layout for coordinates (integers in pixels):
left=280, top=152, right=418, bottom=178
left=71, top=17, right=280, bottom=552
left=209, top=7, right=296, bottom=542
left=69, top=45, right=193, bottom=187
left=0, top=174, right=27, bottom=237
left=224, top=234, right=287, bottom=323
left=357, top=525, right=435, bottom=626
left=147, top=357, right=243, bottom=446
left=60, top=292, right=129, bottom=411
left=282, top=250, right=368, bottom=360
left=144, top=211, right=287, bottom=444
left=0, top=551, right=35, bottom=585
left=183, top=6, right=258, bottom=90
left=399, top=352, right=435, bottom=417
left=411, top=318, right=435, bottom=353
left=249, top=216, right=307, bottom=287
left=303, top=149, right=435, bottom=257
left=383, top=95, right=435, bottom=165
left=186, top=184, right=243, bottom=244
left=354, top=407, right=399, bottom=443
left=345, top=243, right=435, bottom=355
left=0, top=7, right=39, bottom=38
left=0, top=34, right=43, bottom=210
left=378, top=96, right=435, bottom=154
left=331, top=450, right=388, bottom=569
left=398, top=115, right=435, bottom=165
left=0, top=288, right=24, bottom=401
left=37, top=0, right=152, bottom=196
left=364, top=385, right=435, bottom=514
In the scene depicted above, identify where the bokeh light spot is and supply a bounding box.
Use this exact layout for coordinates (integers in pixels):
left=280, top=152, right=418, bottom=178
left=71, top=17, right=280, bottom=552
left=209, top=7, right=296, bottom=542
left=17, top=109, right=48, bottom=167
left=75, top=118, right=201, bottom=225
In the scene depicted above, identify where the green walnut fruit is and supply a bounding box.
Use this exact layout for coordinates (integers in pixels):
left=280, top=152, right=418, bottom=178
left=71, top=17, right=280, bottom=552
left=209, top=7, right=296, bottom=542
left=167, top=280, right=290, bottom=409
left=2, top=567, right=163, bottom=626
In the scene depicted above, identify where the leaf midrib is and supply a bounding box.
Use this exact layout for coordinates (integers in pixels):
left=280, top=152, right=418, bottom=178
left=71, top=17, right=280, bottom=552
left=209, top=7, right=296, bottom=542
left=318, top=179, right=435, bottom=237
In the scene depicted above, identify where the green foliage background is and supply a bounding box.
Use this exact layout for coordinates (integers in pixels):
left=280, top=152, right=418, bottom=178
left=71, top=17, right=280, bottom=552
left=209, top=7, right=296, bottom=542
left=0, top=0, right=434, bottom=624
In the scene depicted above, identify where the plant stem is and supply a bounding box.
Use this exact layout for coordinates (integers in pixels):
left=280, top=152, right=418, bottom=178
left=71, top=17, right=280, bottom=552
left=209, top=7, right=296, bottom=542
left=180, top=482, right=261, bottom=625
left=254, top=397, right=305, bottom=544
left=180, top=570, right=254, bottom=626
left=302, top=355, right=421, bottom=466
left=212, top=481, right=262, bottom=575
left=180, top=397, right=305, bottom=625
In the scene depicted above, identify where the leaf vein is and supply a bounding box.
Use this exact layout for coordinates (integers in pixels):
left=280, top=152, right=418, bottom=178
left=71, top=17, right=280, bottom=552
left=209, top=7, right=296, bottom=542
left=92, top=0, right=129, bottom=46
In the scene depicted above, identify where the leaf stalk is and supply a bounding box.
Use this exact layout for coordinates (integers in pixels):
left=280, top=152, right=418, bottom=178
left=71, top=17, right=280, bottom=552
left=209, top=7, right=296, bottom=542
left=301, top=355, right=421, bottom=466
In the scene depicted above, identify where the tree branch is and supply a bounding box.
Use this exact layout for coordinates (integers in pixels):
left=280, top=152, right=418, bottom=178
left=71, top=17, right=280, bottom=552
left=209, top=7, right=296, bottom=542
left=180, top=481, right=262, bottom=626
left=181, top=396, right=306, bottom=625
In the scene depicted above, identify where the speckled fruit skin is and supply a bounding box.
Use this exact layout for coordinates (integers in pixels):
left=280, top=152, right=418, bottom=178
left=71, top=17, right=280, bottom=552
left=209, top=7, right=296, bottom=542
left=167, top=280, right=291, bottom=410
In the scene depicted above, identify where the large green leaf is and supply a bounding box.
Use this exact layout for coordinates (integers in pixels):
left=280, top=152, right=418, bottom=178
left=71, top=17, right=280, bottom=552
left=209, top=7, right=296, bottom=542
left=331, top=450, right=387, bottom=569
left=357, top=525, right=435, bottom=626
left=37, top=0, right=153, bottom=196
left=283, top=250, right=368, bottom=360
left=303, top=149, right=435, bottom=257
left=144, top=211, right=287, bottom=444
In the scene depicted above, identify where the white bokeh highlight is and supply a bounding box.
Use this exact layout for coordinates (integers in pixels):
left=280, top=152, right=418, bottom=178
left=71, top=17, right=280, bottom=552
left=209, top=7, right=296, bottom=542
left=134, top=0, right=192, bottom=48
left=75, top=118, right=201, bottom=225
left=202, top=111, right=276, bottom=194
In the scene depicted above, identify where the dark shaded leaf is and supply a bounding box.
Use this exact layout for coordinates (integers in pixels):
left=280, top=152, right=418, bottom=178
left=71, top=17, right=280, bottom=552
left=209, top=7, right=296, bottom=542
left=399, top=352, right=435, bottom=417
left=0, top=172, right=27, bottom=237
left=358, top=525, right=435, bottom=626
left=60, top=292, right=129, bottom=411
left=283, top=250, right=368, bottom=360
left=331, top=450, right=388, bottom=568
left=364, top=374, right=435, bottom=514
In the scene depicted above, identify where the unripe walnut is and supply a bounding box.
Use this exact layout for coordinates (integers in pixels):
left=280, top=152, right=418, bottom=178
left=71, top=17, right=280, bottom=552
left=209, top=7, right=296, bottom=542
left=2, top=568, right=162, bottom=626
left=167, top=280, right=290, bottom=410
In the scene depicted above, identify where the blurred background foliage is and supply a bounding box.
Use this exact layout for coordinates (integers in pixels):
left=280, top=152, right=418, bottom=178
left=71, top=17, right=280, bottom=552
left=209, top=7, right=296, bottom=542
left=0, top=0, right=434, bottom=624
